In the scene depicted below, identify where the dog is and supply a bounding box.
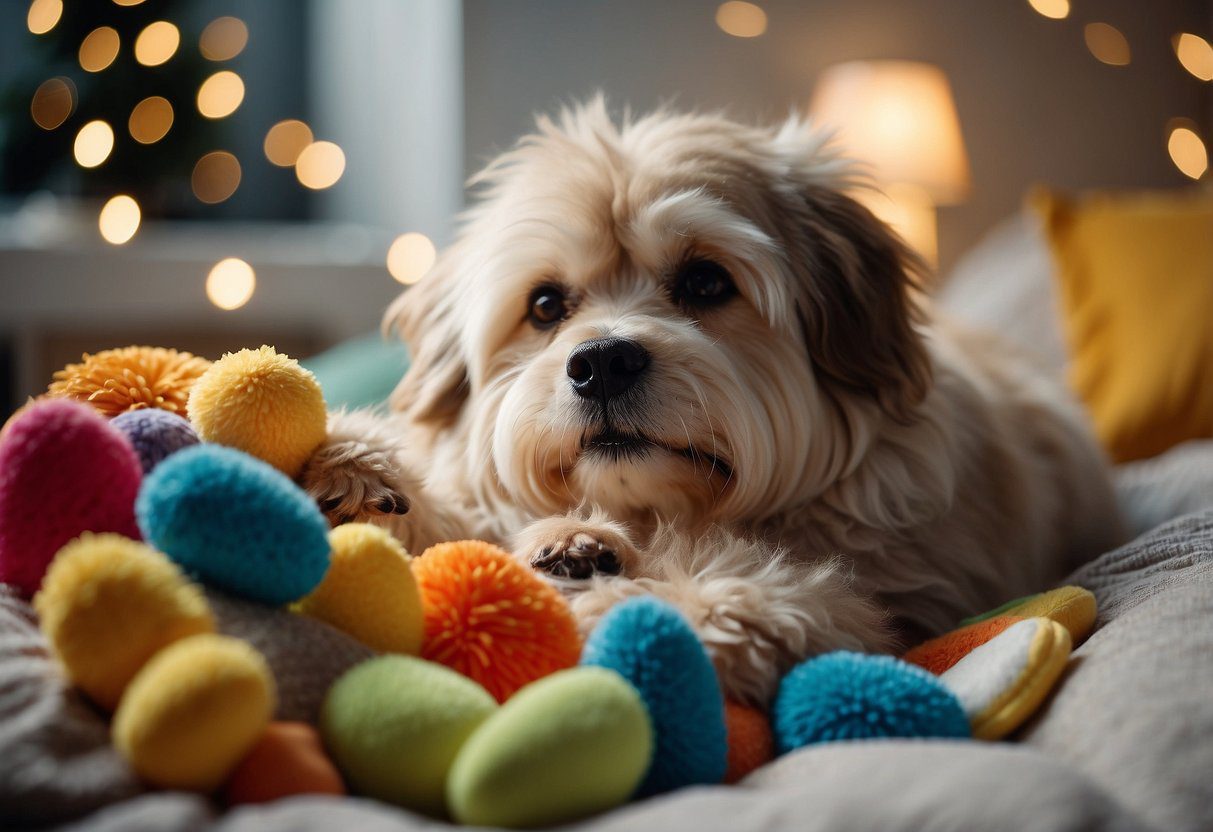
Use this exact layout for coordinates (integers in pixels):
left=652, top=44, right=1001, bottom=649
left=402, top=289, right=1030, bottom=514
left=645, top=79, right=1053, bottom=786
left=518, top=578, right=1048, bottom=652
left=301, top=99, right=1124, bottom=704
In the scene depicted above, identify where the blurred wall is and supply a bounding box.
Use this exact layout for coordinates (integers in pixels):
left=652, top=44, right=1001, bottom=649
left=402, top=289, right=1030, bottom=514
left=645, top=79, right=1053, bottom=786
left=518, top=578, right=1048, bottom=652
left=463, top=0, right=1213, bottom=272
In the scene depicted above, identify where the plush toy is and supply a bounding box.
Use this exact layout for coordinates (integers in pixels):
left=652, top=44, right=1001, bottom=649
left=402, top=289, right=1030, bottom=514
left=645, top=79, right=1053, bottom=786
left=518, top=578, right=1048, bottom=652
left=188, top=346, right=327, bottom=479
left=411, top=540, right=582, bottom=702
left=0, top=399, right=142, bottom=596
left=110, top=408, right=200, bottom=474
left=723, top=702, right=774, bottom=783
left=223, top=722, right=345, bottom=805
left=46, top=346, right=211, bottom=418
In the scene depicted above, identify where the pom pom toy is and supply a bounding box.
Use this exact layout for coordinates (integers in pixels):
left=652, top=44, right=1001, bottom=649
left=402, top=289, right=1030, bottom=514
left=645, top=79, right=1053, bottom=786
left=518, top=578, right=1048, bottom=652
left=136, top=444, right=330, bottom=606
left=46, top=346, right=211, bottom=418
left=0, top=399, right=141, bottom=596
left=294, top=523, right=424, bottom=654
left=34, top=533, right=214, bottom=711
left=447, top=667, right=653, bottom=828
left=723, top=702, right=774, bottom=783
left=581, top=596, right=727, bottom=795
left=774, top=652, right=971, bottom=753
left=940, top=617, right=1072, bottom=741
left=111, top=409, right=200, bottom=474
left=321, top=655, right=497, bottom=816
left=903, top=615, right=1024, bottom=675
left=223, top=722, right=346, bottom=805
left=412, top=540, right=582, bottom=702
left=113, top=633, right=276, bottom=791
left=188, top=346, right=327, bottom=478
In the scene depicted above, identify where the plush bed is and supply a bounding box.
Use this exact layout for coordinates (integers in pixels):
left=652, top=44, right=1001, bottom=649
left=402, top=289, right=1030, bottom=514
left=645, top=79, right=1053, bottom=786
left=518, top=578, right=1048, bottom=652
left=4, top=212, right=1212, bottom=831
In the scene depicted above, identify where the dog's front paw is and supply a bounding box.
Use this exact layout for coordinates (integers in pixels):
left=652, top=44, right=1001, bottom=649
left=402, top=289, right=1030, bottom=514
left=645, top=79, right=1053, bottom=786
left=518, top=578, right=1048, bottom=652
left=516, top=517, right=638, bottom=581
left=299, top=440, right=411, bottom=527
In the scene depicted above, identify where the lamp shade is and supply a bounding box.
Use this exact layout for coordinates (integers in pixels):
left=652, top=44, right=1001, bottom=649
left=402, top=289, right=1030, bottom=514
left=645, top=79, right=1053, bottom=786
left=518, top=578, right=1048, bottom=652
left=809, top=61, right=970, bottom=204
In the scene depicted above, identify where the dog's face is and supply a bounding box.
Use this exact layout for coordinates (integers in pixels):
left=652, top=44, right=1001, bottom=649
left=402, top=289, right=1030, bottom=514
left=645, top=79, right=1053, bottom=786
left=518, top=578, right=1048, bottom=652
left=389, top=101, right=929, bottom=526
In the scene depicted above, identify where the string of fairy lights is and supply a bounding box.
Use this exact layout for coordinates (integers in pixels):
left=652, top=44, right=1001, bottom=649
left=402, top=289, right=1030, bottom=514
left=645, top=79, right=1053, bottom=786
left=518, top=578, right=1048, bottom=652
left=22, top=0, right=437, bottom=312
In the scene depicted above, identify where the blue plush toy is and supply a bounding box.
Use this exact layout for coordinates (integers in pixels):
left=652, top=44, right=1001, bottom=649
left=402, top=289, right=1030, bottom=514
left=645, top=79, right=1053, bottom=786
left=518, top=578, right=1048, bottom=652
left=581, top=596, right=728, bottom=795
left=773, top=651, right=970, bottom=753
left=135, top=444, right=330, bottom=605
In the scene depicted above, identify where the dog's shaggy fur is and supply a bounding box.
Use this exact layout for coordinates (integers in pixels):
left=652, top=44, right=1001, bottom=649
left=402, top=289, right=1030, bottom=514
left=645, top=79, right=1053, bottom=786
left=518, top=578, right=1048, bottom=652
left=301, top=100, right=1124, bottom=704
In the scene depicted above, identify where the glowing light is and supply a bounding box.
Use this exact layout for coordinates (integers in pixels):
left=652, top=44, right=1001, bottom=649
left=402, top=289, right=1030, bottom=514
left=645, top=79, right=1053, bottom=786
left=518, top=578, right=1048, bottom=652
left=295, top=141, right=345, bottom=189
left=1027, top=0, right=1069, bottom=20
left=206, top=258, right=255, bottom=310
left=128, top=96, right=174, bottom=144
left=98, top=195, right=141, bottom=245
left=73, top=120, right=115, bottom=168
left=79, top=26, right=121, bottom=73
left=134, top=21, right=180, bottom=67
left=191, top=151, right=242, bottom=204
left=715, top=1, right=767, bottom=38
left=196, top=71, right=245, bottom=119
left=387, top=233, right=437, bottom=284
left=263, top=119, right=313, bottom=166
left=1174, top=33, right=1213, bottom=81
left=200, top=17, right=249, bottom=61
left=1168, top=126, right=1208, bottom=180
left=30, top=77, right=75, bottom=130
left=27, top=0, right=62, bottom=35
left=1084, top=23, right=1130, bottom=66
left=112, top=0, right=147, bottom=6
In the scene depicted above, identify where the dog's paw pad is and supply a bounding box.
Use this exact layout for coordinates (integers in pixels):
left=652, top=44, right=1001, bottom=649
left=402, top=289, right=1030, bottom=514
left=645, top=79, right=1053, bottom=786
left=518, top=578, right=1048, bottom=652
left=530, top=533, right=622, bottom=580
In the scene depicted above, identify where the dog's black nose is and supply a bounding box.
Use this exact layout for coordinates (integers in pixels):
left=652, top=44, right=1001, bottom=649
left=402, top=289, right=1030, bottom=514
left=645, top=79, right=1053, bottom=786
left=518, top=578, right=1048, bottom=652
left=566, top=337, right=650, bottom=402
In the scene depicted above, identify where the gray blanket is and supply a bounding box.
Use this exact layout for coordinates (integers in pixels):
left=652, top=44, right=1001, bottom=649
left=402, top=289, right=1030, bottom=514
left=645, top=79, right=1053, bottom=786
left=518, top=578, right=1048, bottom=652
left=4, top=510, right=1213, bottom=832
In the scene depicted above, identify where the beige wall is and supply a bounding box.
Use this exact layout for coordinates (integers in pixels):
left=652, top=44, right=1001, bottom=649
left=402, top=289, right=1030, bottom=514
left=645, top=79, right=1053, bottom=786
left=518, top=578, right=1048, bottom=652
left=463, top=0, right=1212, bottom=272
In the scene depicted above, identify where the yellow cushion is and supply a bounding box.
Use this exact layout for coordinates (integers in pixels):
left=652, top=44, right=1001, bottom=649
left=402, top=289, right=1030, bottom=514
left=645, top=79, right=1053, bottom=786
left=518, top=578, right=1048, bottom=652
left=1031, top=188, right=1213, bottom=462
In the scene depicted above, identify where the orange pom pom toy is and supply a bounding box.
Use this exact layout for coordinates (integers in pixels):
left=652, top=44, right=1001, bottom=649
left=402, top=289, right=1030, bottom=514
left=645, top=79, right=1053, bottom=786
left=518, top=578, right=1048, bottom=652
left=723, top=702, right=774, bottom=783
left=223, top=722, right=345, bottom=805
left=46, top=346, right=211, bottom=418
left=411, top=540, right=582, bottom=702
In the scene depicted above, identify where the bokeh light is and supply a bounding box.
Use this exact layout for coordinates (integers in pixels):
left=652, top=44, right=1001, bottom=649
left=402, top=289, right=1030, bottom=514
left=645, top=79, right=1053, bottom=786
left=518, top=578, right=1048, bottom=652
left=27, top=0, right=62, bottom=35
left=112, top=0, right=147, bottom=6
left=79, top=26, right=121, bottom=73
left=715, top=2, right=767, bottom=38
left=387, top=233, right=437, bottom=284
left=1168, top=125, right=1208, bottom=180
left=1084, top=23, right=1130, bottom=67
left=200, top=17, right=249, bottom=61
left=98, top=195, right=141, bottom=245
left=73, top=120, right=115, bottom=168
left=196, top=71, right=245, bottom=119
left=30, top=77, right=75, bottom=130
left=263, top=119, right=313, bottom=166
left=206, top=258, right=255, bottom=310
left=134, top=21, right=180, bottom=67
left=1027, top=0, right=1069, bottom=20
left=1174, top=33, right=1213, bottom=82
left=128, top=96, right=174, bottom=144
left=295, top=141, right=346, bottom=189
left=191, top=151, right=242, bottom=204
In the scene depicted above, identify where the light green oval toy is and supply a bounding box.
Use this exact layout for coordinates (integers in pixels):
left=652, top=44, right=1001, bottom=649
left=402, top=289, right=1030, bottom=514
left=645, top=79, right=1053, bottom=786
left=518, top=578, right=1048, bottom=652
left=447, top=666, right=653, bottom=828
left=320, top=655, right=497, bottom=816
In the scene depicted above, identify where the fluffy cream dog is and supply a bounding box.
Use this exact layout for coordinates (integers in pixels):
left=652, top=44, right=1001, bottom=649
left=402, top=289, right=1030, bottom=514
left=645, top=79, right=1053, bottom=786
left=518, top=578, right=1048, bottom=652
left=302, top=100, right=1123, bottom=704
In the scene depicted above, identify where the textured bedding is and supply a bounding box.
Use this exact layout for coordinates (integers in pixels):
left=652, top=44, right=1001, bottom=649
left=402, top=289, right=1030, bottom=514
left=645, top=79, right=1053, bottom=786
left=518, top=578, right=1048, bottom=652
left=3, top=507, right=1212, bottom=831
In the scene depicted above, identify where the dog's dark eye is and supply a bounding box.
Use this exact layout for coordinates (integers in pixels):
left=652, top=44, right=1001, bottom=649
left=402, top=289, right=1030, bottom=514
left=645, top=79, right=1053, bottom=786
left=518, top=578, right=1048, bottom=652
left=528, top=285, right=567, bottom=328
left=675, top=259, right=736, bottom=307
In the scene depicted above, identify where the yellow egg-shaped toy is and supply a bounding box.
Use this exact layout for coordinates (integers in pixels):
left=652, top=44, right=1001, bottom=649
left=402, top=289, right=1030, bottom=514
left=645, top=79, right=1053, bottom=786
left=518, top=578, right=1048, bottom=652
left=188, top=346, right=327, bottom=478
left=113, top=633, right=276, bottom=791
left=294, top=523, right=423, bottom=654
left=35, top=533, right=214, bottom=711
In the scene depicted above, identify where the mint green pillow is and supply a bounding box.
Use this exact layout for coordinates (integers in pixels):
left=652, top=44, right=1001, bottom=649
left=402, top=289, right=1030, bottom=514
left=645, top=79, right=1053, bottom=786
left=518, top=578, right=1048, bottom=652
left=302, top=333, right=410, bottom=411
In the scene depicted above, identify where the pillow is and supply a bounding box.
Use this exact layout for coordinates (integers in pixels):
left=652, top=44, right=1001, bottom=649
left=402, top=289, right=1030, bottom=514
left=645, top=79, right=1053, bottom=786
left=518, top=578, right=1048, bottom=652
left=1031, top=187, right=1213, bottom=463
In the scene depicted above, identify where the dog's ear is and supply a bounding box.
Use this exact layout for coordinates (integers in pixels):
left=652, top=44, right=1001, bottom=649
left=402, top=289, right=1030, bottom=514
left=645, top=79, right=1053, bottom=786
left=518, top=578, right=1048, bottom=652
left=768, top=125, right=931, bottom=422
left=384, top=248, right=470, bottom=425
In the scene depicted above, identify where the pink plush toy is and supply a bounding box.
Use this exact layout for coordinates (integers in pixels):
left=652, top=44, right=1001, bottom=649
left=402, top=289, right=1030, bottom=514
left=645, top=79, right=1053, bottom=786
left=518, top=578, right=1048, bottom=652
left=0, top=399, right=142, bottom=595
